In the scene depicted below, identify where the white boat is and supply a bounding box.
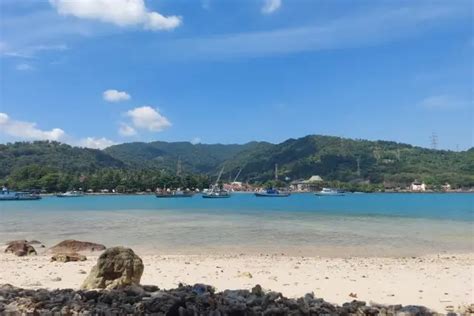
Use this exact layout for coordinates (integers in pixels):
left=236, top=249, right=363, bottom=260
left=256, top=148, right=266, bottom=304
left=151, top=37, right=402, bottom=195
left=314, top=188, right=345, bottom=196
left=202, top=187, right=231, bottom=198
left=202, top=167, right=231, bottom=198
left=57, top=190, right=84, bottom=198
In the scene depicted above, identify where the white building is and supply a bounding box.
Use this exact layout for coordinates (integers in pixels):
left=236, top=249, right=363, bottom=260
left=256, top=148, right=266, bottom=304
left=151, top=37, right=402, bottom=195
left=291, top=175, right=323, bottom=191
left=410, top=180, right=426, bottom=192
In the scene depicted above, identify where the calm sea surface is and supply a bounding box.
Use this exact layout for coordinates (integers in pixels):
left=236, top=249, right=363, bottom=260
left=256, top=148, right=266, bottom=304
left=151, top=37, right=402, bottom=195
left=0, top=193, right=472, bottom=256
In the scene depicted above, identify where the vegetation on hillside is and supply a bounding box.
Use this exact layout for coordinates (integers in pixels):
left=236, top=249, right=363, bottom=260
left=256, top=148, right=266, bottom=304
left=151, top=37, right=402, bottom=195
left=1, top=135, right=472, bottom=192
left=223, top=135, right=474, bottom=188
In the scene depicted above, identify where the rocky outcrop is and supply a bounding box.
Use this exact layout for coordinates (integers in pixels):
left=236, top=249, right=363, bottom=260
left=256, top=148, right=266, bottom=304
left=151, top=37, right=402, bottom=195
left=4, top=240, right=37, bottom=257
left=6, top=240, right=28, bottom=246
left=0, top=283, right=441, bottom=315
left=81, top=247, right=144, bottom=290
left=51, top=253, right=87, bottom=263
left=49, top=240, right=106, bottom=253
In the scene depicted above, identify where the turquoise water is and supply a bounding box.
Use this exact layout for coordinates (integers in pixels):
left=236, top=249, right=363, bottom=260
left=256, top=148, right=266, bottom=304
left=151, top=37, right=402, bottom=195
left=0, top=193, right=473, bottom=256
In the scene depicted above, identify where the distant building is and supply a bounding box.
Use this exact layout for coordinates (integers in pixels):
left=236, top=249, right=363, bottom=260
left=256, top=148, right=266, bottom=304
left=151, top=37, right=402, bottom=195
left=410, top=180, right=426, bottom=192
left=442, top=183, right=451, bottom=191
left=291, top=175, right=323, bottom=191
left=225, top=181, right=251, bottom=192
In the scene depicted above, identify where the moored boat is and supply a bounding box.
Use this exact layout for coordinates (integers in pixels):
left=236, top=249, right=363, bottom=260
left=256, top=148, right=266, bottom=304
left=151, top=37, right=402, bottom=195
left=156, top=189, right=194, bottom=198
left=254, top=164, right=291, bottom=197
left=202, top=188, right=231, bottom=198
left=314, top=188, right=345, bottom=196
left=202, top=167, right=231, bottom=198
left=0, top=187, right=41, bottom=201
left=255, top=188, right=290, bottom=197
left=57, top=190, right=84, bottom=198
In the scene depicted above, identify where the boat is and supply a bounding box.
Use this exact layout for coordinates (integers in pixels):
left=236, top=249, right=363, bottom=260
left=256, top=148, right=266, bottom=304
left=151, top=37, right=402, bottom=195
left=156, top=189, right=194, bottom=198
left=0, top=187, right=41, bottom=201
left=202, top=167, right=231, bottom=198
left=255, top=188, right=290, bottom=197
left=255, top=164, right=291, bottom=197
left=57, top=190, right=84, bottom=198
left=314, top=188, right=345, bottom=196
left=202, top=188, right=231, bottom=198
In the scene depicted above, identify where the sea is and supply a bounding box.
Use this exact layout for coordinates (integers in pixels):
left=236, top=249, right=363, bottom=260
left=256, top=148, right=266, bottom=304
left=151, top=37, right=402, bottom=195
left=0, top=193, right=473, bottom=257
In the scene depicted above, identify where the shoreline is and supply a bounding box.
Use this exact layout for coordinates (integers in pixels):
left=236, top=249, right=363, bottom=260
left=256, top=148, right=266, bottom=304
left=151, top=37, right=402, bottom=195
left=1, top=251, right=472, bottom=313
left=33, top=191, right=474, bottom=197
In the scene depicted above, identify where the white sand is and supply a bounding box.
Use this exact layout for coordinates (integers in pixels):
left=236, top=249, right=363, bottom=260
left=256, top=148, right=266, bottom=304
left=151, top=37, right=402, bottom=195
left=0, top=252, right=472, bottom=313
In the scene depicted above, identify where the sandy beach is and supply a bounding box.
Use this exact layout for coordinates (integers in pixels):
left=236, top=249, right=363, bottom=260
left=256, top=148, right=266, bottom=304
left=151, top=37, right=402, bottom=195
left=1, top=251, right=472, bottom=313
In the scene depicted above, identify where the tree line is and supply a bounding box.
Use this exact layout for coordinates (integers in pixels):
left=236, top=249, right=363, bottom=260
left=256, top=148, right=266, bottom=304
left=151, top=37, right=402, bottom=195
left=4, top=165, right=211, bottom=193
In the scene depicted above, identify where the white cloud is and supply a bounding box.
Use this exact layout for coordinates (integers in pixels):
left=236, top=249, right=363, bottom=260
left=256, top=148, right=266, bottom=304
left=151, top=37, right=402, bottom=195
left=77, top=137, right=116, bottom=149
left=166, top=2, right=468, bottom=60
left=145, top=12, right=182, bottom=31
left=0, top=113, right=66, bottom=141
left=103, top=89, right=131, bottom=102
left=126, top=106, right=171, bottom=132
left=2, top=43, right=68, bottom=59
left=262, top=0, right=281, bottom=14
left=418, top=95, right=470, bottom=110
left=16, top=63, right=34, bottom=71
left=49, top=0, right=182, bottom=31
left=118, top=123, right=137, bottom=136
left=0, top=112, right=117, bottom=149
left=191, top=137, right=201, bottom=145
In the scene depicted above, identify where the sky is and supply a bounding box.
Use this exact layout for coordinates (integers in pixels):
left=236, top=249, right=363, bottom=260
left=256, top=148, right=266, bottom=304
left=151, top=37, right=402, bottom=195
left=0, top=0, right=472, bottom=150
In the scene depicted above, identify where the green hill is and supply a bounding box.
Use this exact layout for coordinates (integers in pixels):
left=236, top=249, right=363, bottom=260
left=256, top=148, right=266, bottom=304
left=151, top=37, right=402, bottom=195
left=1, top=135, right=472, bottom=192
left=223, top=135, right=474, bottom=188
left=0, top=141, right=124, bottom=178
left=104, top=141, right=270, bottom=174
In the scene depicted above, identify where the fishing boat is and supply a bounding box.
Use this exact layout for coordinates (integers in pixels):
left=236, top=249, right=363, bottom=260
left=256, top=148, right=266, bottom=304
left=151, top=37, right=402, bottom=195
left=255, top=188, right=290, bottom=197
left=57, top=190, right=84, bottom=198
left=314, top=188, right=345, bottom=196
left=202, top=167, right=231, bottom=198
left=0, top=187, right=41, bottom=201
left=156, top=189, right=194, bottom=198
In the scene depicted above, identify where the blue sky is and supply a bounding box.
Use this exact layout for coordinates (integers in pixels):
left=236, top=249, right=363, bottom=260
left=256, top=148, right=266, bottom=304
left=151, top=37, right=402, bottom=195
left=0, top=0, right=472, bottom=150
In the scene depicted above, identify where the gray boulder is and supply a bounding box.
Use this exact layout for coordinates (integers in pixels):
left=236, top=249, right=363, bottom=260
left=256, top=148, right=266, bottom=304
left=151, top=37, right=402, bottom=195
left=4, top=240, right=37, bottom=257
left=81, top=247, right=144, bottom=290
left=49, top=240, right=106, bottom=253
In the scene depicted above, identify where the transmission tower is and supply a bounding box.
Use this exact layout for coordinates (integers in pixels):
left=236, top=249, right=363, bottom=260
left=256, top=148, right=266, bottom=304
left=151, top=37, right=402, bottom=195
left=430, top=132, right=438, bottom=150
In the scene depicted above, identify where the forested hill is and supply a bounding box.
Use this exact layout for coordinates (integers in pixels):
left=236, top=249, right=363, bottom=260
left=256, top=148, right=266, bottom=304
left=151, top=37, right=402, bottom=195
left=223, top=136, right=474, bottom=187
left=1, top=135, right=473, bottom=190
left=0, top=141, right=124, bottom=178
left=104, top=141, right=271, bottom=174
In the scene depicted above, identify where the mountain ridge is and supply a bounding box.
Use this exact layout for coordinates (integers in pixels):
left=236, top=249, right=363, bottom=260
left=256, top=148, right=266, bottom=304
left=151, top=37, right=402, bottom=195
left=1, top=134, right=473, bottom=189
